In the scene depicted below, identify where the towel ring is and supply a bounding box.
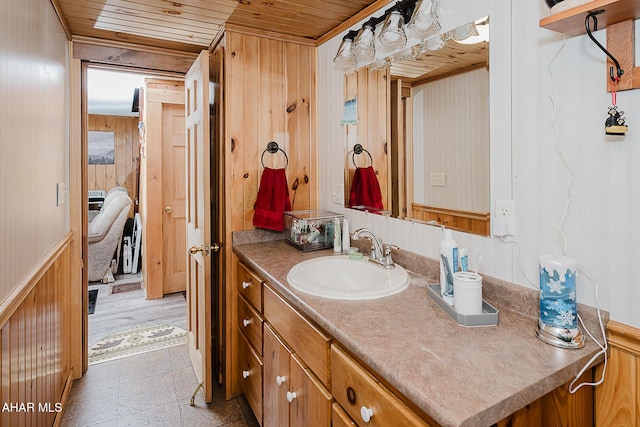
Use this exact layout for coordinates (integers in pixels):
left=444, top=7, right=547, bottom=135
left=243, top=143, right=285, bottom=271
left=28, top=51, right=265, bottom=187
left=352, top=144, right=373, bottom=168
left=261, top=141, right=289, bottom=168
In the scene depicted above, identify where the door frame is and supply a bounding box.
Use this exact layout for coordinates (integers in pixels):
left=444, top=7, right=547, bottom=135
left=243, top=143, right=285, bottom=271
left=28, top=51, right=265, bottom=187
left=70, top=43, right=198, bottom=375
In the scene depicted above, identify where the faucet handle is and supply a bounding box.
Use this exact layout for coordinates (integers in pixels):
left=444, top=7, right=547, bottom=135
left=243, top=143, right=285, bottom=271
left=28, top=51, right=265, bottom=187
left=383, top=244, right=398, bottom=268
left=384, top=244, right=398, bottom=255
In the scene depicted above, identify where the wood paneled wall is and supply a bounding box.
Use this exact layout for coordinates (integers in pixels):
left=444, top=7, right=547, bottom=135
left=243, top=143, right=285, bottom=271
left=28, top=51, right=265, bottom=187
left=88, top=114, right=139, bottom=214
left=221, top=30, right=316, bottom=399
left=225, top=31, right=317, bottom=232
left=0, top=233, right=73, bottom=427
left=343, top=68, right=390, bottom=210
left=596, top=320, right=640, bottom=426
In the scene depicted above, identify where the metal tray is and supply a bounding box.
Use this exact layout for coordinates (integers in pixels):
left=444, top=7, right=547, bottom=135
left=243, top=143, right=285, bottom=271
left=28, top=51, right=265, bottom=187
left=427, top=284, right=499, bottom=327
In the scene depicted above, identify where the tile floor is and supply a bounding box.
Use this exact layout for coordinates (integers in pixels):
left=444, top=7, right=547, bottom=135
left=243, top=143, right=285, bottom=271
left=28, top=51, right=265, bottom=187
left=62, top=273, right=259, bottom=426
left=61, top=344, right=260, bottom=427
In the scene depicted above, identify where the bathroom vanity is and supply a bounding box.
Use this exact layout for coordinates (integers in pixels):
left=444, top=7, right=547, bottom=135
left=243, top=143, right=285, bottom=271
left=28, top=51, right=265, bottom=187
left=233, top=239, right=603, bottom=426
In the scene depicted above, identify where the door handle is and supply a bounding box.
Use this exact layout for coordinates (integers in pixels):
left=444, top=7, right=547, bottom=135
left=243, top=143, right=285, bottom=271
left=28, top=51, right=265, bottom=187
left=165, top=206, right=173, bottom=213
left=189, top=243, right=223, bottom=255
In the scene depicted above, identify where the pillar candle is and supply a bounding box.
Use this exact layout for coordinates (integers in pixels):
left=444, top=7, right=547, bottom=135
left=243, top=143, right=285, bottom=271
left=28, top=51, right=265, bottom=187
left=538, top=255, right=578, bottom=329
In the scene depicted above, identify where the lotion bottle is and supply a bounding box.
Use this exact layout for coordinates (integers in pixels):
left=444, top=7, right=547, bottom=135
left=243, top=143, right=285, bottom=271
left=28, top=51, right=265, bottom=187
left=342, top=218, right=350, bottom=252
left=439, top=228, right=458, bottom=304
left=333, top=217, right=342, bottom=252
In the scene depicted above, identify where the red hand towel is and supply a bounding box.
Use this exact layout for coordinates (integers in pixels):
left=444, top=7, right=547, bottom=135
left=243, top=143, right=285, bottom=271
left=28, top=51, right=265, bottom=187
left=348, top=166, right=384, bottom=209
left=253, top=167, right=291, bottom=231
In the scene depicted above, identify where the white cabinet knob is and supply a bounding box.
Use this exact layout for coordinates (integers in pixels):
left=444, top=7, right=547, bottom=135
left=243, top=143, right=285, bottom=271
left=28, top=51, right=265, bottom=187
left=242, top=318, right=252, bottom=327
left=275, top=375, right=286, bottom=386
left=242, top=281, right=251, bottom=289
left=360, top=406, right=374, bottom=423
left=242, top=370, right=250, bottom=379
left=286, top=391, right=297, bottom=403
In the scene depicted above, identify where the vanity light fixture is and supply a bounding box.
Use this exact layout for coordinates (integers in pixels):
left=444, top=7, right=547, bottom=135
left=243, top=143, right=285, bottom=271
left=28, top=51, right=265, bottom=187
left=352, top=18, right=377, bottom=61
left=378, top=5, right=407, bottom=48
left=406, top=0, right=440, bottom=37
left=333, top=30, right=358, bottom=69
left=334, top=0, right=433, bottom=70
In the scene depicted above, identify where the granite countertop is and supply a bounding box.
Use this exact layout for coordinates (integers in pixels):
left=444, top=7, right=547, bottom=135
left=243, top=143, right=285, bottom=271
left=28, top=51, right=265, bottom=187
left=233, top=239, right=605, bottom=427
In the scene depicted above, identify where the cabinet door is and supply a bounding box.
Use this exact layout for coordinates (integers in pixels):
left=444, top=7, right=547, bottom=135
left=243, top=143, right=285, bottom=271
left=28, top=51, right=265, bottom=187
left=237, top=330, right=263, bottom=424
left=263, top=323, right=291, bottom=427
left=289, top=354, right=332, bottom=427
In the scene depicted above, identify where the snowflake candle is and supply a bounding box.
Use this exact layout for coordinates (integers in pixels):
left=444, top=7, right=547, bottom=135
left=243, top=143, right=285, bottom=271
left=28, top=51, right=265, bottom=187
left=536, top=254, right=584, bottom=348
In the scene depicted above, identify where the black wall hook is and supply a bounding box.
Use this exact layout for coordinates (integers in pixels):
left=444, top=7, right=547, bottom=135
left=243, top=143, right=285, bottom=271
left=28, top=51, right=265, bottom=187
left=585, top=10, right=624, bottom=81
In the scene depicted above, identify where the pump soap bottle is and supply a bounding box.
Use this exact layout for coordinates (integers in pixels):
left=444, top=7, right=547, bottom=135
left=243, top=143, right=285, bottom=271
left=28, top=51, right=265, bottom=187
left=439, top=228, right=458, bottom=305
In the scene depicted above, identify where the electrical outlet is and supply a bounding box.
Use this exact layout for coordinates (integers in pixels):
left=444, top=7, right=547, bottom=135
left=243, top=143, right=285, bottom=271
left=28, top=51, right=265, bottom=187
left=495, top=199, right=515, bottom=236
left=331, top=183, right=344, bottom=204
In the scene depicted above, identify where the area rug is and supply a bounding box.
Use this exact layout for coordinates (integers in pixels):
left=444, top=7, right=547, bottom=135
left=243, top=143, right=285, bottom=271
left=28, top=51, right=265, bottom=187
left=109, top=280, right=142, bottom=294
left=88, top=289, right=98, bottom=315
left=88, top=324, right=187, bottom=365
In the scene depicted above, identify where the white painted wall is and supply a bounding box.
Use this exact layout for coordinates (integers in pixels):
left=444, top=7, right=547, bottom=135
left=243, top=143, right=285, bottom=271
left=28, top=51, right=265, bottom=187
left=318, top=0, right=640, bottom=328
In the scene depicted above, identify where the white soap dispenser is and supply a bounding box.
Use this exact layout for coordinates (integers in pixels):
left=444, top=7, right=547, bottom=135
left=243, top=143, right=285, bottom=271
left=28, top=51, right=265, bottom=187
left=439, top=227, right=458, bottom=305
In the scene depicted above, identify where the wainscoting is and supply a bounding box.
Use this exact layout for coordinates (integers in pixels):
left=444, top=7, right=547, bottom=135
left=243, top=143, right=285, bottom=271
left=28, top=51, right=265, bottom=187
left=0, top=233, right=73, bottom=427
left=596, top=320, right=640, bottom=426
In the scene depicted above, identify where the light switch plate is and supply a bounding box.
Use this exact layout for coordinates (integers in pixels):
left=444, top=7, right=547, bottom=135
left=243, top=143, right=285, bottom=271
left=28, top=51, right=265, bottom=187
left=429, top=172, right=445, bottom=187
left=57, top=182, right=66, bottom=206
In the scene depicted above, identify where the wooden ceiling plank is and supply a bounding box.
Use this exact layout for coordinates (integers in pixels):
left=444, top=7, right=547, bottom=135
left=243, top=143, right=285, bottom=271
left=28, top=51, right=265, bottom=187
left=59, top=0, right=237, bottom=19
left=60, top=4, right=224, bottom=33
left=57, top=2, right=225, bottom=28
left=70, top=17, right=215, bottom=45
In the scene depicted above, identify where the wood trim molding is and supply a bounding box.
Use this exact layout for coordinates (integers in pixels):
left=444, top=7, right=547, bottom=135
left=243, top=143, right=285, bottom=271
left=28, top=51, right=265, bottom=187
left=607, top=319, right=640, bottom=356
left=72, top=37, right=197, bottom=74
left=49, top=0, right=72, bottom=41
left=223, top=24, right=317, bottom=46
left=411, top=203, right=490, bottom=236
left=317, top=0, right=396, bottom=45
left=0, top=231, right=73, bottom=328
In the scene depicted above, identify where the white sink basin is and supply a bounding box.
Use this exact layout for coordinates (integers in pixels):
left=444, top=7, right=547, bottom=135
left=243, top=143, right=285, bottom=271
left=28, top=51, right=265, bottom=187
left=286, top=255, right=410, bottom=300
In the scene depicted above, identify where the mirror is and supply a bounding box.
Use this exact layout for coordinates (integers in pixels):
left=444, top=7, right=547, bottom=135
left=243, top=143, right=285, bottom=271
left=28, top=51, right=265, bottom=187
left=343, top=17, right=490, bottom=236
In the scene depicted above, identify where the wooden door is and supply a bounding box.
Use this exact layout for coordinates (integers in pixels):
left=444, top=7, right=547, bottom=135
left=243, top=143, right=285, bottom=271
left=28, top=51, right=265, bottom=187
left=185, top=50, right=213, bottom=403
left=162, top=103, right=186, bottom=294
left=289, top=353, right=332, bottom=427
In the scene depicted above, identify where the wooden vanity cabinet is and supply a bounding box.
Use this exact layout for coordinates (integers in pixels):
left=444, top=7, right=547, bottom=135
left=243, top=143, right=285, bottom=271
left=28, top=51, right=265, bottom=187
left=236, top=260, right=332, bottom=427
left=236, top=259, right=595, bottom=427
left=236, top=262, right=265, bottom=424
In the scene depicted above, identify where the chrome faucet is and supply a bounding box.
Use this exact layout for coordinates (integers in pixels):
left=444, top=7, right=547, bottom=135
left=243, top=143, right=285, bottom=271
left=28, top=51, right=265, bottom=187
left=352, top=228, right=397, bottom=269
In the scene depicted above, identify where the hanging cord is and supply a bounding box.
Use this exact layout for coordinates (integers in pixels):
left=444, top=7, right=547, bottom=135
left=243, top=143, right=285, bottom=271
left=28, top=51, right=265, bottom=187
left=547, top=37, right=608, bottom=394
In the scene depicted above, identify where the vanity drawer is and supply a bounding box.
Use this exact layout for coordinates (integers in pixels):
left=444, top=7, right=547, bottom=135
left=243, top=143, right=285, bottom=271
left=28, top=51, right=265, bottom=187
left=238, top=329, right=263, bottom=424
left=263, top=284, right=331, bottom=388
left=237, top=294, right=263, bottom=356
left=237, top=262, right=263, bottom=312
left=331, top=345, right=432, bottom=427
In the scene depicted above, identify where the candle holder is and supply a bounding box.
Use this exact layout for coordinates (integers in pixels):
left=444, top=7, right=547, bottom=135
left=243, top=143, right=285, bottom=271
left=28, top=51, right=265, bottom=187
left=536, top=255, right=585, bottom=348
